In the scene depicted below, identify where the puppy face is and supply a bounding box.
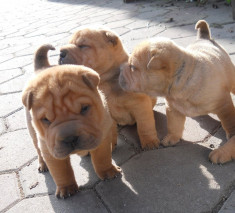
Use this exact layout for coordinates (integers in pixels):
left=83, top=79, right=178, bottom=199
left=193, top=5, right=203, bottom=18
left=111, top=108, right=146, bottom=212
left=119, top=39, right=177, bottom=97
left=59, top=27, right=122, bottom=75
left=22, top=65, right=105, bottom=159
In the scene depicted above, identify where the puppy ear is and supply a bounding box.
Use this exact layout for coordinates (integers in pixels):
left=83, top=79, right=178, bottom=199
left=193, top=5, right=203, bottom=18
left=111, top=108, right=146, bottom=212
left=147, top=55, right=166, bottom=71
left=22, top=90, right=34, bottom=110
left=82, top=72, right=100, bottom=90
left=103, top=31, right=118, bottom=46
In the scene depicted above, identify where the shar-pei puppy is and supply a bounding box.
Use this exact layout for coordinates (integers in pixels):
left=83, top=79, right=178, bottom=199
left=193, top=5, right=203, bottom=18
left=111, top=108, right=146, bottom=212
left=59, top=27, right=159, bottom=150
left=119, top=20, right=235, bottom=164
left=22, top=45, right=121, bottom=198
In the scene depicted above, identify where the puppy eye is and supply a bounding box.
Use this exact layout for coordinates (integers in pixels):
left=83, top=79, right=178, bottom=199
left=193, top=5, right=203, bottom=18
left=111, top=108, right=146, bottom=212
left=80, top=105, right=90, bottom=115
left=130, top=65, right=136, bottom=72
left=41, top=118, right=51, bottom=126
left=78, top=45, right=89, bottom=49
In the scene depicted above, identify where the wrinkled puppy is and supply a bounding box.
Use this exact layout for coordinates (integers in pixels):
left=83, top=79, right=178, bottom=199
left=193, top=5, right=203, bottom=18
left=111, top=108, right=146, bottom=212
left=22, top=45, right=120, bottom=198
left=59, top=27, right=159, bottom=150
left=119, top=20, right=235, bottom=164
left=25, top=44, right=55, bottom=173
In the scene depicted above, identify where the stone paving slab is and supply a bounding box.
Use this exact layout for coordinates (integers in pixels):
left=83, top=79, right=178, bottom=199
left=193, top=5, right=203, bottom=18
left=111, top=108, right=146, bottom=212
left=0, top=68, right=23, bottom=85
left=0, top=130, right=37, bottom=172
left=219, top=191, right=235, bottom=213
left=96, top=145, right=235, bottom=213
left=6, top=191, right=108, bottom=213
left=5, top=108, right=27, bottom=131
left=0, top=93, right=22, bottom=117
left=0, top=173, right=21, bottom=212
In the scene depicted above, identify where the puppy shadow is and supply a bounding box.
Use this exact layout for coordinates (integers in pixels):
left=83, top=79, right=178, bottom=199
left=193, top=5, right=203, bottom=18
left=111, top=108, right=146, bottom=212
left=95, top=141, right=235, bottom=213
left=120, top=104, right=225, bottom=151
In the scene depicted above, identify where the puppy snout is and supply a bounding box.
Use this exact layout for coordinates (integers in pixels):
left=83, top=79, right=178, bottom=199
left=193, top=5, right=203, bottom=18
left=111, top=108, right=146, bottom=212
left=59, top=50, right=67, bottom=64
left=119, top=72, right=126, bottom=89
left=60, top=50, right=67, bottom=59
left=62, top=135, right=80, bottom=149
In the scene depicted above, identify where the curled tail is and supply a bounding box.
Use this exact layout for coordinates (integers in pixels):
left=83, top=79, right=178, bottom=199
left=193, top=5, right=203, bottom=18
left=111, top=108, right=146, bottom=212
left=195, top=20, right=211, bottom=40
left=34, top=44, right=55, bottom=71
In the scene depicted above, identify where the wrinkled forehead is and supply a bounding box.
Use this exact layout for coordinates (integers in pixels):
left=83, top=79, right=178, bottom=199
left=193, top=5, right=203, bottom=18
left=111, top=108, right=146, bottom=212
left=130, top=46, right=150, bottom=67
left=69, top=28, right=105, bottom=44
left=32, top=85, right=93, bottom=120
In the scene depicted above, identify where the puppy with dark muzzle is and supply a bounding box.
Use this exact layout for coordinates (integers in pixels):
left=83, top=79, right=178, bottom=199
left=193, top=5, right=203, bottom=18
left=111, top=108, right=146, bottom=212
left=59, top=26, right=159, bottom=150
left=22, top=45, right=121, bottom=198
left=119, top=20, right=235, bottom=164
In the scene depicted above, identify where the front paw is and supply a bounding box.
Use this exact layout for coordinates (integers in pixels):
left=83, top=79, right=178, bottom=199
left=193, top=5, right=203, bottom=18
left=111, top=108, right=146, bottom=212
left=97, top=165, right=121, bottom=180
left=141, top=138, right=160, bottom=150
left=38, top=160, right=48, bottom=173
left=161, top=134, right=180, bottom=147
left=56, top=183, right=79, bottom=199
left=209, top=148, right=233, bottom=164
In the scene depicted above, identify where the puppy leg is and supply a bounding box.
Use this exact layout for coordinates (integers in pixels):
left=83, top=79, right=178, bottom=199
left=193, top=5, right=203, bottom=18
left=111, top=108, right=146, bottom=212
left=216, top=96, right=235, bottom=139
left=209, top=96, right=235, bottom=164
left=90, top=130, right=121, bottom=180
left=134, top=98, right=159, bottom=150
left=40, top=141, right=78, bottom=198
left=162, top=106, right=186, bottom=147
left=111, top=121, right=118, bottom=152
left=26, top=110, right=48, bottom=172
left=209, top=136, right=235, bottom=164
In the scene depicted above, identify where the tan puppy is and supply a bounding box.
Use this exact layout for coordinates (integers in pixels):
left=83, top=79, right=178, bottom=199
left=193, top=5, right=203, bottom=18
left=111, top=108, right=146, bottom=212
left=59, top=27, right=159, bottom=150
left=25, top=44, right=55, bottom=173
left=119, top=20, right=235, bottom=164
left=23, top=45, right=120, bottom=198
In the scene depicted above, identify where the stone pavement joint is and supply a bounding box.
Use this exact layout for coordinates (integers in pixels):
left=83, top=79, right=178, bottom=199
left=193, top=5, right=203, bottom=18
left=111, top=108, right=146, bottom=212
left=0, top=0, right=235, bottom=212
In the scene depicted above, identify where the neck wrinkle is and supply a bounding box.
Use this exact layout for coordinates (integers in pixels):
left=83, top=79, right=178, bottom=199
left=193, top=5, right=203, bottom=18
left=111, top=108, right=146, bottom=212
left=167, top=51, right=195, bottom=98
left=99, top=52, right=129, bottom=84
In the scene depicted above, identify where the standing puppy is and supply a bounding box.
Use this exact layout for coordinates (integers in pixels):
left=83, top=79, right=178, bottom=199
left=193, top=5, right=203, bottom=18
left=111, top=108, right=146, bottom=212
left=59, top=27, right=159, bottom=150
left=23, top=45, right=120, bottom=198
left=119, top=20, right=235, bottom=164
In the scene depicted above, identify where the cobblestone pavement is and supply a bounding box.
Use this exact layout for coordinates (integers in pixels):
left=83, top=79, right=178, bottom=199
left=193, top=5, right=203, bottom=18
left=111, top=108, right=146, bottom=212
left=0, top=0, right=235, bottom=212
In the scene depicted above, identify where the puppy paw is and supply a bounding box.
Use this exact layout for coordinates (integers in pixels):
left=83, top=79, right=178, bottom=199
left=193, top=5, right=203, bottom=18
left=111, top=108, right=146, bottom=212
left=38, top=161, right=48, bottom=173
left=209, top=148, right=233, bottom=164
left=56, top=183, right=79, bottom=199
left=161, top=134, right=180, bottom=147
left=141, top=138, right=160, bottom=150
left=97, top=165, right=122, bottom=180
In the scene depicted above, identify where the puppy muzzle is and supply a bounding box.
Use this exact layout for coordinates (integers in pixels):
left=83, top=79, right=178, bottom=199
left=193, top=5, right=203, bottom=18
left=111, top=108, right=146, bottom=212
left=119, top=71, right=127, bottom=90
left=58, top=50, right=67, bottom=65
left=49, top=120, right=101, bottom=158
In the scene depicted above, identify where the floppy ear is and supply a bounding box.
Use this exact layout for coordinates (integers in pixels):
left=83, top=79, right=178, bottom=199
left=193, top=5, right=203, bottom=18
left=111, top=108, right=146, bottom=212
left=22, top=90, right=34, bottom=110
left=147, top=55, right=166, bottom=71
left=103, top=31, right=118, bottom=46
left=82, top=72, right=100, bottom=90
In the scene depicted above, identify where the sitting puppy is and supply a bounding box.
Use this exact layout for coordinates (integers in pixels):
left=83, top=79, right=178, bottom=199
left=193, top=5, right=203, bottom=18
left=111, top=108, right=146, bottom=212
left=22, top=45, right=121, bottom=198
left=119, top=20, right=235, bottom=164
left=59, top=27, right=159, bottom=150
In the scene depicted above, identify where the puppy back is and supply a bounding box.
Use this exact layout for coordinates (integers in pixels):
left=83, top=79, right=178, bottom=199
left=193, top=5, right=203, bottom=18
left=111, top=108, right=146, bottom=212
left=34, top=44, right=55, bottom=71
left=195, top=20, right=211, bottom=40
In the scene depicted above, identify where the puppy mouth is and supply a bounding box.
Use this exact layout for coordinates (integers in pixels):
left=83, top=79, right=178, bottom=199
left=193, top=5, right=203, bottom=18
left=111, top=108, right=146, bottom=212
left=119, top=73, right=127, bottom=90
left=53, top=135, right=99, bottom=158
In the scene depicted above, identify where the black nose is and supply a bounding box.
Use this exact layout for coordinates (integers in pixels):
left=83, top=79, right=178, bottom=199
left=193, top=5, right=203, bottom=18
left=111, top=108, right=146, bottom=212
left=59, top=51, right=67, bottom=65
left=62, top=136, right=79, bottom=149
left=60, top=51, right=67, bottom=59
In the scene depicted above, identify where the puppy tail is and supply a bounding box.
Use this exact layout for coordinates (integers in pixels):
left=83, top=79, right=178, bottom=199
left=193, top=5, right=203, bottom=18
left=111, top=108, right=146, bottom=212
left=34, top=44, right=55, bottom=71
left=195, top=20, right=211, bottom=40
